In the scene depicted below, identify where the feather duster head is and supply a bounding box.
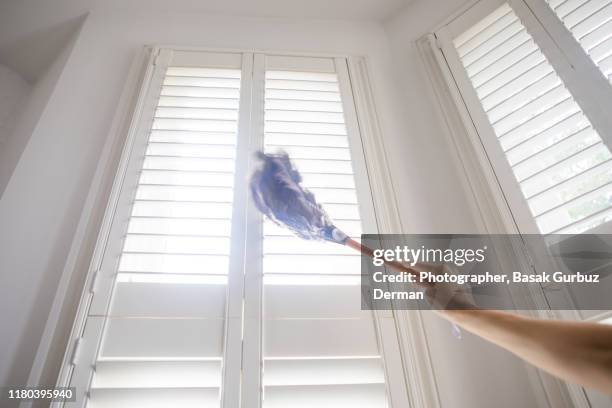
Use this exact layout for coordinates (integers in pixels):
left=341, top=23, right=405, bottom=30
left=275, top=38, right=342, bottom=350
left=250, top=151, right=348, bottom=244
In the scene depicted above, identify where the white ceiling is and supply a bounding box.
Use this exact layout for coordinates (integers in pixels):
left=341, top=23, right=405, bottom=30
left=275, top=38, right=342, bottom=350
left=98, top=0, right=413, bottom=21
left=0, top=0, right=415, bottom=82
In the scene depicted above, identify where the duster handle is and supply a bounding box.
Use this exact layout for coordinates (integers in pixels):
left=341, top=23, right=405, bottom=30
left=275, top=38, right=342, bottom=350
left=344, top=237, right=419, bottom=278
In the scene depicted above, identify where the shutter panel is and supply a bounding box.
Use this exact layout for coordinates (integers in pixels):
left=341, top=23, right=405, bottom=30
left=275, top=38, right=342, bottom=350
left=453, top=3, right=612, bottom=233
left=546, top=0, right=612, bottom=84
left=261, top=65, right=387, bottom=407
left=87, top=63, right=242, bottom=408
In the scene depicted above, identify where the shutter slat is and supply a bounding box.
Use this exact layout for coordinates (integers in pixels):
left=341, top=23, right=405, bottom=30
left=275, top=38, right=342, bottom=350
left=264, top=236, right=359, bottom=256
left=511, top=128, right=598, bottom=179
left=143, top=156, right=235, bottom=172
left=265, top=318, right=379, bottom=357
left=119, top=253, right=229, bottom=274
left=149, top=130, right=236, bottom=145
left=153, top=118, right=237, bottom=132
left=158, top=96, right=239, bottom=109
left=161, top=86, right=240, bottom=99
left=264, top=145, right=351, bottom=160
left=505, top=112, right=589, bottom=162
left=265, top=110, right=345, bottom=123
left=581, top=18, right=612, bottom=49
left=155, top=107, right=238, bottom=120
left=264, top=274, right=361, bottom=285
left=128, top=217, right=231, bottom=236
left=100, top=318, right=224, bottom=359
left=466, top=30, right=531, bottom=76
left=266, top=79, right=340, bottom=92
left=265, top=286, right=370, bottom=319
left=265, top=89, right=342, bottom=102
left=555, top=206, right=612, bottom=233
left=492, top=85, right=570, bottom=134
left=459, top=12, right=519, bottom=58
left=110, top=282, right=226, bottom=318
left=131, top=201, right=233, bottom=218
left=455, top=4, right=514, bottom=52
left=263, top=255, right=361, bottom=275
left=88, top=387, right=220, bottom=408
left=476, top=51, right=546, bottom=98
left=263, top=358, right=384, bottom=386
left=536, top=181, right=612, bottom=231
left=481, top=62, right=553, bottom=110
left=264, top=121, right=347, bottom=135
left=520, top=142, right=610, bottom=197
left=266, top=70, right=338, bottom=82
left=92, top=361, right=222, bottom=388
left=265, top=99, right=343, bottom=112
left=263, top=383, right=386, bottom=408
left=135, top=185, right=234, bottom=203
left=590, top=34, right=612, bottom=60
left=498, top=99, right=580, bottom=150
left=461, top=20, right=525, bottom=66
left=264, top=219, right=361, bottom=236
left=139, top=170, right=234, bottom=187
left=486, top=73, right=561, bottom=123
left=163, top=76, right=240, bottom=88
left=265, top=133, right=349, bottom=148
left=123, top=235, right=230, bottom=255
left=167, top=67, right=240, bottom=78
left=146, top=143, right=236, bottom=158
left=470, top=39, right=538, bottom=87
left=529, top=159, right=612, bottom=214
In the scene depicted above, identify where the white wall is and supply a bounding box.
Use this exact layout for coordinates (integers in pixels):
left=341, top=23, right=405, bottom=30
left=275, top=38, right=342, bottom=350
left=385, top=1, right=548, bottom=407
left=0, top=1, right=547, bottom=407
left=0, top=65, right=30, bottom=193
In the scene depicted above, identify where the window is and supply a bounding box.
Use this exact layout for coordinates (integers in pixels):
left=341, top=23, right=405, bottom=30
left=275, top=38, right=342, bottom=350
left=435, top=0, right=612, bottom=234
left=59, top=49, right=404, bottom=408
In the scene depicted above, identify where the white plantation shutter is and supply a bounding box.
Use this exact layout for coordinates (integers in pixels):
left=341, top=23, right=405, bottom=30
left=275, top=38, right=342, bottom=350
left=448, top=3, right=612, bottom=234
left=261, top=59, right=387, bottom=408
left=546, top=0, right=612, bottom=84
left=82, top=53, right=244, bottom=408
left=62, top=49, right=403, bottom=408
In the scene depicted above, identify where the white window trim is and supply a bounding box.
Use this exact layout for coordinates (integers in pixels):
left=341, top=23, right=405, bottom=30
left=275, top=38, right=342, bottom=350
left=27, top=45, right=441, bottom=408
left=346, top=56, right=441, bottom=408
left=418, top=1, right=612, bottom=406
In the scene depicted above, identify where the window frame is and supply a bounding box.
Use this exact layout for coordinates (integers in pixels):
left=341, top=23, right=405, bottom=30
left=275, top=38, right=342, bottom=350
left=52, top=46, right=428, bottom=408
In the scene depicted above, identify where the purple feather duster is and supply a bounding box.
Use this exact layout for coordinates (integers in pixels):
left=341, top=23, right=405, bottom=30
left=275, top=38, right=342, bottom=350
left=250, top=151, right=348, bottom=244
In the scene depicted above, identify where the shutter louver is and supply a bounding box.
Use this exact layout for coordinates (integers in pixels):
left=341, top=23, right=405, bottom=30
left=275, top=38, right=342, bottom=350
left=87, top=66, right=241, bottom=408
left=546, top=0, right=612, bottom=84
left=454, top=3, right=612, bottom=233
left=262, top=68, right=387, bottom=407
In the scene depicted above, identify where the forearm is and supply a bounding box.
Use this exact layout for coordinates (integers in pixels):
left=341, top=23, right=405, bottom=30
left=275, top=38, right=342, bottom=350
left=440, top=309, right=612, bottom=393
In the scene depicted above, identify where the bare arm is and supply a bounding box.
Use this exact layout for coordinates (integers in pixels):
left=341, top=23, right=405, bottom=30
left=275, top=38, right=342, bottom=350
left=439, top=308, right=612, bottom=394
left=385, top=261, right=612, bottom=393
